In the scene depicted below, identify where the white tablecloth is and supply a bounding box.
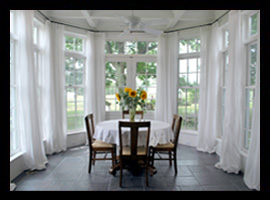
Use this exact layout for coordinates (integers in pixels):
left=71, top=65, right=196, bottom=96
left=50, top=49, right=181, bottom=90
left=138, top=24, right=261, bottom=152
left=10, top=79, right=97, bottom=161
left=94, top=119, right=174, bottom=147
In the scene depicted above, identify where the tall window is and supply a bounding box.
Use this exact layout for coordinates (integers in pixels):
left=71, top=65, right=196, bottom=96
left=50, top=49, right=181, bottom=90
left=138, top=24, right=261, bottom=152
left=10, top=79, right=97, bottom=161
left=136, top=62, right=157, bottom=111
left=178, top=39, right=201, bottom=131
left=10, top=11, right=20, bottom=156
left=243, top=11, right=259, bottom=150
left=64, top=35, right=85, bottom=131
left=221, top=28, right=229, bottom=137
left=105, top=41, right=157, bottom=112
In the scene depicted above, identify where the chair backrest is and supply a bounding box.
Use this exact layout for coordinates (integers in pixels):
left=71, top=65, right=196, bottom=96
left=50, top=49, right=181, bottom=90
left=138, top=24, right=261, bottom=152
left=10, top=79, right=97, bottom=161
left=171, top=114, right=182, bottom=147
left=118, top=121, right=151, bottom=157
left=122, top=110, right=144, bottom=120
left=85, top=113, right=95, bottom=149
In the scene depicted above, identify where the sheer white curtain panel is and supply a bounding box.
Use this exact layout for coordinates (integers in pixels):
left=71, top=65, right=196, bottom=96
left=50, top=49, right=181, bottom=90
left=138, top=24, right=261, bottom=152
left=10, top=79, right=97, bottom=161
left=16, top=10, right=48, bottom=170
left=40, top=20, right=67, bottom=155
left=215, top=10, right=246, bottom=174
left=196, top=23, right=222, bottom=153
left=244, top=20, right=260, bottom=190
left=155, top=32, right=178, bottom=123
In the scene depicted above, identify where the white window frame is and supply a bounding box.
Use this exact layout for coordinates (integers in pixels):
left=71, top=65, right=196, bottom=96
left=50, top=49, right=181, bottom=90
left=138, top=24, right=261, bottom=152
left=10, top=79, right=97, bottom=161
left=10, top=11, right=20, bottom=157
left=64, top=33, right=86, bottom=133
left=104, top=40, right=157, bottom=119
left=178, top=37, right=201, bottom=133
left=241, top=10, right=260, bottom=152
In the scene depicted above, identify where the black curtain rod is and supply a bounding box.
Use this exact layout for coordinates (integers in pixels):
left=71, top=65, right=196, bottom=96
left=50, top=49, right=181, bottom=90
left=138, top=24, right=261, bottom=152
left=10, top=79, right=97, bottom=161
left=37, top=10, right=230, bottom=34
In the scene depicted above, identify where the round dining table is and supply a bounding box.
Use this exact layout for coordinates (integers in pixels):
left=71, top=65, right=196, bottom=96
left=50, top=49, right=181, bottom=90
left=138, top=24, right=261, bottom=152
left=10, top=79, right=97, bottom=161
left=93, top=119, right=174, bottom=175
left=94, top=119, right=174, bottom=147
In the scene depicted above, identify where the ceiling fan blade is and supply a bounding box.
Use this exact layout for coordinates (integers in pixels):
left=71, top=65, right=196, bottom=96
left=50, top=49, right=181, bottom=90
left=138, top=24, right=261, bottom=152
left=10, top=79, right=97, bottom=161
left=113, top=14, right=130, bottom=25
left=143, top=26, right=163, bottom=35
left=144, top=19, right=169, bottom=26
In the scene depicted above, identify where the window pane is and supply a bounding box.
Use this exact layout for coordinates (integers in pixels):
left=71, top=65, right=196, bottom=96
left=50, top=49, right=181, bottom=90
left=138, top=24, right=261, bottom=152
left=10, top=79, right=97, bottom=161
left=188, top=73, right=197, bottom=86
left=67, top=102, right=75, bottom=116
left=186, top=117, right=195, bottom=130
left=249, top=44, right=257, bottom=86
left=147, top=75, right=157, bottom=86
left=75, top=59, right=84, bottom=72
left=66, top=88, right=75, bottom=102
left=116, top=75, right=127, bottom=86
left=65, top=57, right=74, bottom=71
left=145, top=87, right=156, bottom=111
left=179, top=74, right=187, bottom=87
left=77, top=88, right=84, bottom=102
left=67, top=116, right=76, bottom=130
left=75, top=72, right=83, bottom=85
left=137, top=62, right=146, bottom=74
left=65, top=36, right=74, bottom=51
left=125, top=41, right=136, bottom=54
left=136, top=75, right=146, bottom=87
left=76, top=116, right=84, bottom=129
left=179, top=40, right=187, bottom=54
left=146, top=62, right=157, bottom=74
left=225, top=30, right=229, bottom=47
left=137, top=41, right=147, bottom=54
left=65, top=71, right=74, bottom=85
left=188, top=58, right=197, bottom=73
left=75, top=38, right=83, bottom=52
left=250, top=13, right=258, bottom=36
left=188, top=39, right=198, bottom=53
left=146, top=42, right=158, bottom=55
left=33, top=26, right=37, bottom=45
left=179, top=60, right=187, bottom=73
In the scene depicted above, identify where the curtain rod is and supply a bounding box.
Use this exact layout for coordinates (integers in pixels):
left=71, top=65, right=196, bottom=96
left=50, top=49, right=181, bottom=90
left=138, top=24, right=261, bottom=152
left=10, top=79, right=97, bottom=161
left=37, top=10, right=230, bottom=34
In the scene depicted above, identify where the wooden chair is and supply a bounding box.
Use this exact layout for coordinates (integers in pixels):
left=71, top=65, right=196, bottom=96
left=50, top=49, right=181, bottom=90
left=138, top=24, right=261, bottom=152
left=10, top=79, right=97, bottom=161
left=149, top=115, right=182, bottom=174
left=122, top=110, right=144, bottom=120
left=85, top=113, right=116, bottom=173
left=118, top=121, right=151, bottom=187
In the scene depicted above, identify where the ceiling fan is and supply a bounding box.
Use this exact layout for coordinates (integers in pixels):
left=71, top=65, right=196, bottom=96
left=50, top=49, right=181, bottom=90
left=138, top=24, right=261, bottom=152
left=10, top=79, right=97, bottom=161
left=116, top=11, right=168, bottom=37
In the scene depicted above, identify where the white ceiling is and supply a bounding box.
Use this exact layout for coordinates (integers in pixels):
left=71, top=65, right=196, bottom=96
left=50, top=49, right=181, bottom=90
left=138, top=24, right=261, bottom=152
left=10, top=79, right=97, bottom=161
left=39, top=10, right=228, bottom=33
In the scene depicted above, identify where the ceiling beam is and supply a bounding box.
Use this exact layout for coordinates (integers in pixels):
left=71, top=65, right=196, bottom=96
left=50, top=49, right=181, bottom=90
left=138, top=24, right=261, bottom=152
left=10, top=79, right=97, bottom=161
left=81, top=10, right=97, bottom=29
left=166, top=10, right=186, bottom=30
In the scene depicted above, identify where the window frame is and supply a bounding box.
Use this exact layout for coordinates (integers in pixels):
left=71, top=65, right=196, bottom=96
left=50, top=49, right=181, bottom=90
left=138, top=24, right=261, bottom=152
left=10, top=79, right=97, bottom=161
left=64, top=33, right=86, bottom=133
left=241, top=10, right=260, bottom=152
left=178, top=38, right=201, bottom=133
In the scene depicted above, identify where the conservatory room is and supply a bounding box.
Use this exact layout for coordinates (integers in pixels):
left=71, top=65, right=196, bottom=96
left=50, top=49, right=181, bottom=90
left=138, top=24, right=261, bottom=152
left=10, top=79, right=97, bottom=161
left=10, top=10, right=260, bottom=191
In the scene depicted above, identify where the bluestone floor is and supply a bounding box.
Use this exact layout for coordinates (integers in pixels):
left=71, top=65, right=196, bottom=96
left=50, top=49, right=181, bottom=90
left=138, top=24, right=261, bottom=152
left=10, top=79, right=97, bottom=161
left=13, top=144, right=254, bottom=191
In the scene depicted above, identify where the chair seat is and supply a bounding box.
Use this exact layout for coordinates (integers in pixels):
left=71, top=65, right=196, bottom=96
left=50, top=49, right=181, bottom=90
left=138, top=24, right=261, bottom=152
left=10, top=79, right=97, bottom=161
left=152, top=141, right=174, bottom=149
left=92, top=140, right=114, bottom=148
left=122, top=146, right=147, bottom=156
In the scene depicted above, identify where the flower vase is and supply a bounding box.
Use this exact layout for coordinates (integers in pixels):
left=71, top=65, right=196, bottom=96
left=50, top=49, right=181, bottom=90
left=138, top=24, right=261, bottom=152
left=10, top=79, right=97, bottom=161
left=129, top=108, right=136, bottom=122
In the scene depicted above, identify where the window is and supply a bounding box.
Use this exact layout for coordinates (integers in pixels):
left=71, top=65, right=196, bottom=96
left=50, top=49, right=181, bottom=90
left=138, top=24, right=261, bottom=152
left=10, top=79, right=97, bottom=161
left=242, top=11, right=259, bottom=150
left=178, top=39, right=201, bottom=131
left=221, top=28, right=229, bottom=137
left=136, top=62, right=157, bottom=111
left=105, top=41, right=157, bottom=55
left=244, top=43, right=257, bottom=150
left=10, top=11, right=20, bottom=156
left=105, top=41, right=157, bottom=113
left=64, top=35, right=85, bottom=131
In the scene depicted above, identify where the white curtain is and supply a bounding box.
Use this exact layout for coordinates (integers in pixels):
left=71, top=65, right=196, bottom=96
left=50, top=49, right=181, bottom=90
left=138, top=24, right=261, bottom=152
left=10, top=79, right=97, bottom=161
left=244, top=21, right=260, bottom=190
left=85, top=32, right=106, bottom=124
left=16, top=10, right=48, bottom=170
left=155, top=32, right=178, bottom=124
left=215, top=10, right=246, bottom=173
left=197, top=23, right=222, bottom=153
left=40, top=20, right=67, bottom=155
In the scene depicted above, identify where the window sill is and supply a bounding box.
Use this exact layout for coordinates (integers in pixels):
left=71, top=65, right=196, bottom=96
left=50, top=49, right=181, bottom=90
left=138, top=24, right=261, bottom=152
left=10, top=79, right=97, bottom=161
left=10, top=151, right=24, bottom=162
left=181, top=130, right=198, bottom=135
left=67, top=130, right=85, bottom=135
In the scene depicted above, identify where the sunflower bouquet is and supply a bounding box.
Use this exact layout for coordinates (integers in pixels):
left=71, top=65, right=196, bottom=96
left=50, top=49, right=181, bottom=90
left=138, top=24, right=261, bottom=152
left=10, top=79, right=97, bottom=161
left=116, top=87, right=147, bottom=121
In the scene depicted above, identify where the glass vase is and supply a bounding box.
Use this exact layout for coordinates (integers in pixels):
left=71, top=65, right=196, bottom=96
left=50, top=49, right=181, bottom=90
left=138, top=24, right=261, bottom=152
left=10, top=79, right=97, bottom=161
left=129, top=107, right=136, bottom=122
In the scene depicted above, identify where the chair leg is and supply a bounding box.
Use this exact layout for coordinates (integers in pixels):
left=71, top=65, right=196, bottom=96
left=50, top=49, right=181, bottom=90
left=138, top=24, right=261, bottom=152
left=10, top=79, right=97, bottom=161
left=119, top=158, right=123, bottom=187
left=93, top=151, right=96, bottom=165
left=111, top=149, right=115, bottom=167
left=89, top=150, right=93, bottom=173
left=174, top=151, right=178, bottom=174
left=169, top=151, right=172, bottom=166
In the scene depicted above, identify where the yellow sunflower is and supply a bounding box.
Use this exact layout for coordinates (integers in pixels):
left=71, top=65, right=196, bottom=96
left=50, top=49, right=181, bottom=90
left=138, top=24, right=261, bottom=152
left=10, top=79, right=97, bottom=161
left=140, top=91, right=147, bottom=100
left=115, top=93, right=121, bottom=101
left=129, top=90, right=137, bottom=98
left=124, top=87, right=132, bottom=93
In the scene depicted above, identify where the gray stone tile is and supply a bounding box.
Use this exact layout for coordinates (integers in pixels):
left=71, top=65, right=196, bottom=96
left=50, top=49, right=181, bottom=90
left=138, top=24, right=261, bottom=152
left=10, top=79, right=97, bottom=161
left=193, top=173, right=231, bottom=185
left=187, top=165, right=211, bottom=174
left=203, top=184, right=240, bottom=191
left=175, top=176, right=201, bottom=187
left=181, top=186, right=205, bottom=191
